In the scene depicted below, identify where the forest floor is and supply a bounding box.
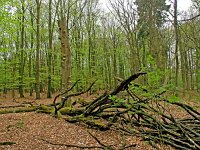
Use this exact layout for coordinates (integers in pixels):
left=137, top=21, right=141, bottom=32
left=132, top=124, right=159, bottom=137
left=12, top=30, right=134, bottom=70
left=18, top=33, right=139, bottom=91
left=0, top=91, right=199, bottom=150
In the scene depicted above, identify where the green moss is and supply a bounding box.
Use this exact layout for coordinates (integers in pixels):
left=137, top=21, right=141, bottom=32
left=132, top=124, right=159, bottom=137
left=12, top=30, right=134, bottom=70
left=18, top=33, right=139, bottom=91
left=37, top=105, right=54, bottom=114
left=0, top=109, right=11, bottom=114
left=77, top=98, right=89, bottom=106
left=59, top=107, right=75, bottom=114
left=79, top=114, right=85, bottom=118
left=53, top=111, right=63, bottom=119
left=59, top=107, right=84, bottom=115
left=40, top=105, right=50, bottom=110
left=0, top=107, right=37, bottom=114
left=85, top=119, right=109, bottom=130
left=79, top=116, right=88, bottom=121
left=36, top=109, right=52, bottom=114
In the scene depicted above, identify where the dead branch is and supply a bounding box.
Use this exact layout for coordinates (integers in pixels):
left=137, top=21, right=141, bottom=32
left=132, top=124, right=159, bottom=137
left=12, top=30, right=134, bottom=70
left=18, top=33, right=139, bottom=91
left=54, top=80, right=97, bottom=115
left=40, top=138, right=104, bottom=149
left=0, top=142, right=16, bottom=145
left=53, top=79, right=80, bottom=110
left=37, top=72, right=200, bottom=149
left=84, top=72, right=147, bottom=116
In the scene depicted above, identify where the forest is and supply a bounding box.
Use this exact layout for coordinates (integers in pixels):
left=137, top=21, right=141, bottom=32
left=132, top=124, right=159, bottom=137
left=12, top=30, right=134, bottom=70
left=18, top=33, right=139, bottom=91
left=0, top=0, right=200, bottom=149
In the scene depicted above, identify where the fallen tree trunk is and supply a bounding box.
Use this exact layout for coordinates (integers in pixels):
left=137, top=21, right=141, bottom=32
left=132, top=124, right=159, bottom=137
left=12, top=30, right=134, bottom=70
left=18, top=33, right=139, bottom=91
left=4, top=72, right=198, bottom=149
left=0, top=106, right=38, bottom=114
left=83, top=72, right=147, bottom=116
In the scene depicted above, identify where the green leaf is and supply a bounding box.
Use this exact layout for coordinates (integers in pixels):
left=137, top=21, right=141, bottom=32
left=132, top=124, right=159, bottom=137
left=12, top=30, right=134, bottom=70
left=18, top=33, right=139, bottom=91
left=168, top=95, right=181, bottom=103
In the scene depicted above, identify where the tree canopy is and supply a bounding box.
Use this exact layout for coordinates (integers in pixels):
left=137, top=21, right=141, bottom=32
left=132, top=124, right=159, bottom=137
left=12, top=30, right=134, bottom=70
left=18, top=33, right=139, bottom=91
left=0, top=0, right=199, bottom=98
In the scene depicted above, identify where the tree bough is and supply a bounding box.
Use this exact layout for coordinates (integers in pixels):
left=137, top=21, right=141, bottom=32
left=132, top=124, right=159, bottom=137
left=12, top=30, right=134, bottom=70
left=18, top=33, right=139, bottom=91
left=46, top=72, right=199, bottom=149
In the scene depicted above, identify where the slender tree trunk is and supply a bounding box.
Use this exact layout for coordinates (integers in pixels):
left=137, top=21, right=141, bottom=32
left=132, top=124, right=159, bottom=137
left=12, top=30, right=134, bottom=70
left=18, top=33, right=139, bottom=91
left=29, top=7, right=34, bottom=96
left=113, top=48, right=117, bottom=88
left=142, top=37, right=147, bottom=84
left=47, top=0, right=52, bottom=98
left=35, top=0, right=41, bottom=99
left=3, top=54, right=7, bottom=95
left=110, top=26, right=118, bottom=88
left=189, top=49, right=194, bottom=90
left=102, top=30, right=109, bottom=89
left=179, top=35, right=186, bottom=90
left=13, top=31, right=20, bottom=98
left=184, top=49, right=189, bottom=90
left=196, top=48, right=200, bottom=91
left=19, top=0, right=25, bottom=97
left=174, top=0, right=179, bottom=87
left=12, top=54, right=16, bottom=98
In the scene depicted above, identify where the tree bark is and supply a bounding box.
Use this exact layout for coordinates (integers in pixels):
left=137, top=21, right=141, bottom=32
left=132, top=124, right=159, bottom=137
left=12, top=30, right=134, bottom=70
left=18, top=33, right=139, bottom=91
left=47, top=0, right=53, bottom=98
left=19, top=0, right=25, bottom=98
left=174, top=0, right=179, bottom=88
left=58, top=17, right=71, bottom=105
left=35, top=0, right=41, bottom=99
left=29, top=6, right=34, bottom=96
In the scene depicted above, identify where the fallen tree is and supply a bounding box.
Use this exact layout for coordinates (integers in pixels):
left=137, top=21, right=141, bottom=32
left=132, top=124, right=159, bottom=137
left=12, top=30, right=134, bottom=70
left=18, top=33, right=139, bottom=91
left=47, top=72, right=199, bottom=149
left=0, top=72, right=199, bottom=149
left=0, top=106, right=38, bottom=114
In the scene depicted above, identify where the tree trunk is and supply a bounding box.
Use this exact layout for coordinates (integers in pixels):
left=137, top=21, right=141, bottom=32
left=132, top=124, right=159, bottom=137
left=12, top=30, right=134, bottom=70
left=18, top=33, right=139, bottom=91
left=19, top=0, right=25, bottom=98
left=196, top=48, right=200, bottom=91
left=47, top=0, right=53, bottom=98
left=35, top=0, right=41, bottom=99
left=58, top=17, right=71, bottom=105
left=29, top=6, right=34, bottom=97
left=174, top=0, right=179, bottom=88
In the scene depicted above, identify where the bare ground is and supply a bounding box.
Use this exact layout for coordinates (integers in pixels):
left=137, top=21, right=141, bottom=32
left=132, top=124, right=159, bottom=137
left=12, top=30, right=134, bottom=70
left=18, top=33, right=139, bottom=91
left=0, top=91, right=199, bottom=150
left=0, top=112, right=154, bottom=150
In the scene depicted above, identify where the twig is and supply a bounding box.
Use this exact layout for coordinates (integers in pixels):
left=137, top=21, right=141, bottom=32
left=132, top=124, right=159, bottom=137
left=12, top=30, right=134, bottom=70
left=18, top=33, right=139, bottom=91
left=53, top=79, right=80, bottom=109
left=40, top=138, right=104, bottom=149
left=179, top=14, right=200, bottom=22
left=0, top=141, right=16, bottom=145
left=88, top=132, right=109, bottom=148
left=119, top=143, right=137, bottom=150
left=54, top=80, right=97, bottom=114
